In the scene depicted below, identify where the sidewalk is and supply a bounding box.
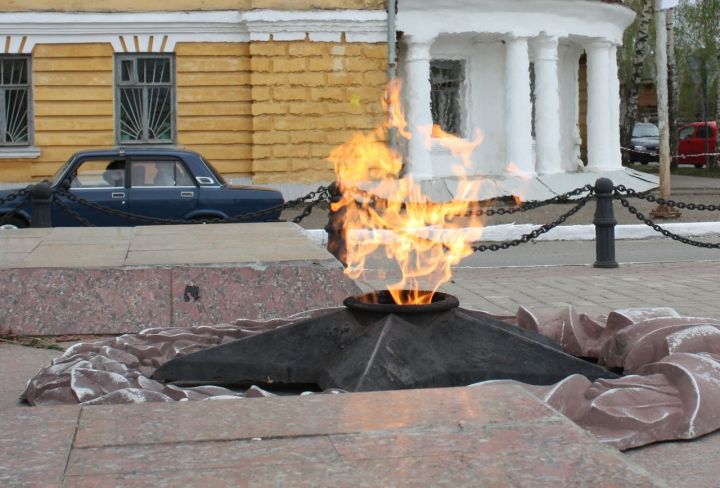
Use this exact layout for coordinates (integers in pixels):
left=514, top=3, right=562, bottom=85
left=2, top=224, right=720, bottom=486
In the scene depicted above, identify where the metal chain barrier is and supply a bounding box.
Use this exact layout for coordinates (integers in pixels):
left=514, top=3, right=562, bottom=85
left=615, top=191, right=720, bottom=249
left=53, top=196, right=95, bottom=227
left=53, top=185, right=331, bottom=225
left=0, top=186, right=30, bottom=208
left=471, top=193, right=594, bottom=252
left=620, top=146, right=720, bottom=159
left=0, top=190, right=30, bottom=226
left=341, top=184, right=594, bottom=217
left=615, top=185, right=720, bottom=211
left=477, top=184, right=594, bottom=216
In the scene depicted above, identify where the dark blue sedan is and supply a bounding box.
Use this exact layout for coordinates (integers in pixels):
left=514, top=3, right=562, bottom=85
left=0, top=148, right=284, bottom=228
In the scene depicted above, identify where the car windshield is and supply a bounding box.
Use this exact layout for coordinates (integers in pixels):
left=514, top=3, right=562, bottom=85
left=49, top=155, right=77, bottom=186
left=633, top=124, right=659, bottom=138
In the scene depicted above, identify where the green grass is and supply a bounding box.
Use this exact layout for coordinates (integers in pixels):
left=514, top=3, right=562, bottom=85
left=627, top=163, right=720, bottom=178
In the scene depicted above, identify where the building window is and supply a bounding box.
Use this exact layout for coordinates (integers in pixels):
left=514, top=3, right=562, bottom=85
left=430, top=59, right=464, bottom=137
left=115, top=54, right=175, bottom=144
left=0, top=56, right=31, bottom=146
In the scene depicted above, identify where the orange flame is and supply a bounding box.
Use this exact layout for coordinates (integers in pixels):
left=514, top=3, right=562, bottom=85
left=327, top=81, right=488, bottom=305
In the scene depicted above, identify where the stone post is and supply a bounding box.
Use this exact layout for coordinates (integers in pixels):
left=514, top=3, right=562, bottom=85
left=30, top=182, right=53, bottom=228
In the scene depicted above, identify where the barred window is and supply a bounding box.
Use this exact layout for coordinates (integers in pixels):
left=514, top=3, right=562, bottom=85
left=115, top=54, right=175, bottom=144
left=430, top=59, right=464, bottom=137
left=0, top=56, right=31, bottom=146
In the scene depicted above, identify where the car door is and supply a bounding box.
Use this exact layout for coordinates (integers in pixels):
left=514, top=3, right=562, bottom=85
left=52, top=157, right=132, bottom=227
left=677, top=125, right=697, bottom=164
left=692, top=124, right=714, bottom=166
left=125, top=158, right=198, bottom=222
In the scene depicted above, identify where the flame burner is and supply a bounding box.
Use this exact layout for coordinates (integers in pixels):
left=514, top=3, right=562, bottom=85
left=153, top=292, right=617, bottom=392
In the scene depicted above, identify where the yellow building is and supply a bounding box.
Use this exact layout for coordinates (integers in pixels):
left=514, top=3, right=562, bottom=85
left=0, top=1, right=388, bottom=190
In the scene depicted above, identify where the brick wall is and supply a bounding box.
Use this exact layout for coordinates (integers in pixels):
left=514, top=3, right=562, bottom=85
left=176, top=43, right=253, bottom=177
left=31, top=43, right=115, bottom=180
left=249, top=40, right=387, bottom=184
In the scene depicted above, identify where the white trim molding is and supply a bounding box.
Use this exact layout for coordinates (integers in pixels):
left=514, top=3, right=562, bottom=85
left=0, top=10, right=387, bottom=53
left=243, top=10, right=386, bottom=42
left=0, top=147, right=41, bottom=159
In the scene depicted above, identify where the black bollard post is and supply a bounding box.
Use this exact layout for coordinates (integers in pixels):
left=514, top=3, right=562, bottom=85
left=593, top=177, right=618, bottom=268
left=30, top=182, right=53, bottom=228
left=325, top=182, right=347, bottom=266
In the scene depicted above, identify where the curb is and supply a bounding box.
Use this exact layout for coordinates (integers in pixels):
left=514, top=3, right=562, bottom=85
left=303, top=221, right=720, bottom=247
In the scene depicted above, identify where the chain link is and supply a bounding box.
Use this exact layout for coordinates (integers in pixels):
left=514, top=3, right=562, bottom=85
left=621, top=146, right=720, bottom=159
left=615, top=185, right=720, bottom=211
left=5, top=180, right=718, bottom=254
left=471, top=194, right=594, bottom=252
left=0, top=191, right=31, bottom=226
left=53, top=185, right=331, bottom=225
left=616, top=194, right=720, bottom=249
left=341, top=184, right=594, bottom=217
left=53, top=197, right=95, bottom=227
left=477, top=184, right=594, bottom=216
left=0, top=186, right=31, bottom=207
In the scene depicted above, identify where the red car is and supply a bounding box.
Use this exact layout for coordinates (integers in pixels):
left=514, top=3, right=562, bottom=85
left=675, top=121, right=718, bottom=168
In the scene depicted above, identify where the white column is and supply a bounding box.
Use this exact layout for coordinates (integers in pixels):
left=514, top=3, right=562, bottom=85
left=585, top=40, right=614, bottom=171
left=403, top=38, right=434, bottom=179
left=532, top=35, right=562, bottom=174
left=504, top=36, right=534, bottom=174
left=558, top=43, right=584, bottom=170
left=608, top=43, right=622, bottom=168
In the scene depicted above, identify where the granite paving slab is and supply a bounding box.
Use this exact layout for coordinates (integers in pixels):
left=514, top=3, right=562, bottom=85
left=0, top=343, right=62, bottom=409
left=625, top=430, right=720, bottom=488
left=0, top=406, right=80, bottom=487
left=62, top=384, right=661, bottom=487
left=73, top=385, right=551, bottom=448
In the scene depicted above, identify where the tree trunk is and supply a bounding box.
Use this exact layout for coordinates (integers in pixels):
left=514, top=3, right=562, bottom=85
left=621, top=0, right=654, bottom=164
left=666, top=8, right=679, bottom=168
left=716, top=58, right=720, bottom=168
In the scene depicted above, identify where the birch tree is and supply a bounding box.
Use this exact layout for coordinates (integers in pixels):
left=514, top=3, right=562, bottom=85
left=620, top=0, right=655, bottom=163
left=667, top=8, right=680, bottom=164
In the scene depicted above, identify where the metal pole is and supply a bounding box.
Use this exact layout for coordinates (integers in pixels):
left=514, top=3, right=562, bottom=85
left=30, top=182, right=53, bottom=228
left=593, top=178, right=618, bottom=269
left=386, top=0, right=398, bottom=153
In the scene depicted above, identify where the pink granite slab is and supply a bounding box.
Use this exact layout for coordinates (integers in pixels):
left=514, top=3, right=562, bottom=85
left=0, top=405, right=80, bottom=487
left=60, top=385, right=659, bottom=487
left=0, top=268, right=171, bottom=336
left=1, top=263, right=360, bottom=335
left=170, top=264, right=361, bottom=327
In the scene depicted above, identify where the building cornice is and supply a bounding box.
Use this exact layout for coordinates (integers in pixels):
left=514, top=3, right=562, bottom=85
left=0, top=10, right=387, bottom=53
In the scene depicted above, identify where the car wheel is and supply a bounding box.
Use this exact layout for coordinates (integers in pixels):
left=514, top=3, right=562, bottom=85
left=0, top=216, right=29, bottom=229
left=695, top=164, right=704, bottom=169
